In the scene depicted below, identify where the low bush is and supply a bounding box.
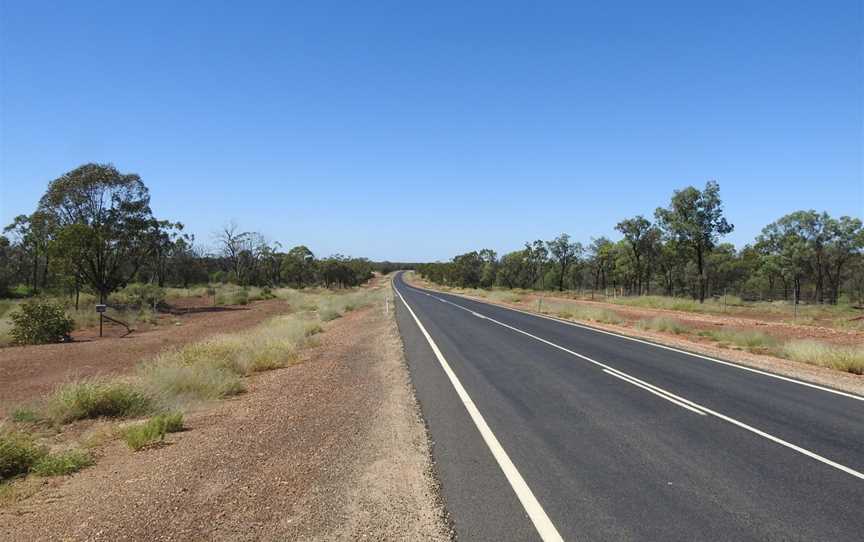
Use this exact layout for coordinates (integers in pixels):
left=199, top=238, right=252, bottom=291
left=216, top=287, right=249, bottom=306
left=9, top=299, right=74, bottom=345
left=0, top=432, right=45, bottom=481
left=30, top=449, right=93, bottom=476
left=636, top=317, right=691, bottom=335
left=699, top=328, right=778, bottom=351
left=122, top=412, right=184, bottom=450
left=111, top=283, right=166, bottom=309
left=45, top=380, right=154, bottom=424
left=0, top=316, right=14, bottom=347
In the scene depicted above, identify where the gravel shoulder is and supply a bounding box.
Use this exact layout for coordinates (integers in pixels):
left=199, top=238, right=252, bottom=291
left=1, top=295, right=450, bottom=541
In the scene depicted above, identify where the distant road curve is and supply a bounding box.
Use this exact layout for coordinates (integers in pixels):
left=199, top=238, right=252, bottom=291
left=393, top=271, right=864, bottom=541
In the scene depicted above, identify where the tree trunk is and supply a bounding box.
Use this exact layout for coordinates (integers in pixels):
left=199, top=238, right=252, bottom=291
left=32, top=246, right=39, bottom=294
left=696, top=247, right=706, bottom=303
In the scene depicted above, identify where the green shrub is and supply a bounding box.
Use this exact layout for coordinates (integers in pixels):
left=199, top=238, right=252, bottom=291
left=46, top=380, right=154, bottom=424
left=215, top=287, right=249, bottom=306
left=122, top=412, right=184, bottom=451
left=31, top=449, right=93, bottom=476
left=9, top=300, right=74, bottom=345
left=259, top=287, right=276, bottom=300
left=0, top=432, right=45, bottom=481
left=112, top=283, right=166, bottom=308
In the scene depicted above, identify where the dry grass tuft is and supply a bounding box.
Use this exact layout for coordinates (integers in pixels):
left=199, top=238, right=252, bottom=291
left=780, top=341, right=864, bottom=375
left=30, top=449, right=93, bottom=476
left=636, top=317, right=691, bottom=335
left=45, top=380, right=154, bottom=425
left=699, top=328, right=779, bottom=352
left=0, top=432, right=44, bottom=481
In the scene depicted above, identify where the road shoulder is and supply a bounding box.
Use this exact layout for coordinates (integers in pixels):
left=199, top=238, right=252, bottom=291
left=1, top=294, right=450, bottom=541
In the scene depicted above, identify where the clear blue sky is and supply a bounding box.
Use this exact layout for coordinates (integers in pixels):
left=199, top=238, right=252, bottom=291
left=1, top=1, right=861, bottom=261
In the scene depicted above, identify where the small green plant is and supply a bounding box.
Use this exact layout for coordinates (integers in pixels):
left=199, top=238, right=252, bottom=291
left=30, top=449, right=93, bottom=476
left=46, top=380, right=154, bottom=424
left=0, top=432, right=45, bottom=481
left=10, top=407, right=41, bottom=424
left=9, top=299, right=74, bottom=345
left=122, top=412, right=184, bottom=450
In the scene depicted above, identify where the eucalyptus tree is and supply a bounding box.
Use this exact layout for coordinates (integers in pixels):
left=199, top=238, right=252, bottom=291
left=38, top=163, right=158, bottom=302
left=655, top=181, right=733, bottom=302
left=587, top=237, right=615, bottom=297
left=615, top=216, right=659, bottom=295
left=546, top=233, right=581, bottom=291
left=282, top=245, right=317, bottom=288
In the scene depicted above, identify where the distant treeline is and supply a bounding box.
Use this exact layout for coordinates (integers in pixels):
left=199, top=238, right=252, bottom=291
left=418, top=181, right=864, bottom=305
left=1, top=163, right=375, bottom=301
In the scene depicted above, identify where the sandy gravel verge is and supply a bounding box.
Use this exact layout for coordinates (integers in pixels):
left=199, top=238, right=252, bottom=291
left=1, top=296, right=450, bottom=541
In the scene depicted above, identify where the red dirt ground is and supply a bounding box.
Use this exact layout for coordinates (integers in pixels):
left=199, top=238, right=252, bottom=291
left=0, top=298, right=290, bottom=415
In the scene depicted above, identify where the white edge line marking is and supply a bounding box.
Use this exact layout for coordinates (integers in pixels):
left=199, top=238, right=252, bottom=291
left=393, top=282, right=565, bottom=542
left=399, top=278, right=864, bottom=482
left=603, top=369, right=706, bottom=415
left=403, top=281, right=864, bottom=403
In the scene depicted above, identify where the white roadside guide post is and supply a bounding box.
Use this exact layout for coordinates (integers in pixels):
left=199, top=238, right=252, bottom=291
left=96, top=304, right=107, bottom=337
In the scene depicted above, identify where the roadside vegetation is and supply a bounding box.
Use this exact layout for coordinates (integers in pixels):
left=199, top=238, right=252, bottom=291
left=0, top=161, right=390, bottom=496
left=416, top=182, right=863, bottom=331
left=0, top=163, right=381, bottom=347
left=121, top=412, right=184, bottom=450
left=412, top=180, right=863, bottom=375
left=0, top=431, right=93, bottom=481
left=0, top=279, right=385, bottom=491
left=418, top=274, right=864, bottom=376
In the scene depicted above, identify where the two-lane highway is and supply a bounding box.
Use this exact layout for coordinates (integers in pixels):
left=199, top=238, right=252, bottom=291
left=393, top=272, right=864, bottom=541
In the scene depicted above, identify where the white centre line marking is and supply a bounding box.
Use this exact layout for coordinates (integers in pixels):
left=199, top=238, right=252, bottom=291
left=603, top=369, right=706, bottom=415
left=401, top=280, right=864, bottom=482
left=393, top=283, right=564, bottom=542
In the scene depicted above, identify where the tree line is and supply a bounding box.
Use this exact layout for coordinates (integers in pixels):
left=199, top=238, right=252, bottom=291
left=418, top=181, right=864, bottom=305
left=0, top=163, right=374, bottom=303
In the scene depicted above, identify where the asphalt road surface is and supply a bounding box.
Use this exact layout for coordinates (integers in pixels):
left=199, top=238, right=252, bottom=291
left=393, top=272, right=864, bottom=541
